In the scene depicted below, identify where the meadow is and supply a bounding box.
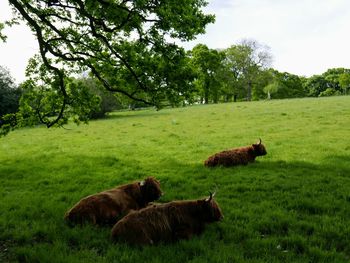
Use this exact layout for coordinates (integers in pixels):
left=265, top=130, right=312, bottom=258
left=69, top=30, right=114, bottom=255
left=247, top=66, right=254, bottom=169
left=0, top=96, right=350, bottom=262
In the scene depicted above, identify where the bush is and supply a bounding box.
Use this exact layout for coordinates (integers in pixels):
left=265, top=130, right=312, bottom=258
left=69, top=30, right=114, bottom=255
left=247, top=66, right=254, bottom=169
left=0, top=66, right=22, bottom=117
left=77, top=77, right=121, bottom=119
left=319, top=88, right=341, bottom=97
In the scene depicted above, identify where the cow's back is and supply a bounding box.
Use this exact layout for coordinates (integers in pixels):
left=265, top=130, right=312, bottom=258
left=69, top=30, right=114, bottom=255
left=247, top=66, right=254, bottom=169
left=104, top=188, right=141, bottom=212
left=205, top=147, right=255, bottom=167
left=205, top=149, right=239, bottom=167
left=65, top=187, right=140, bottom=225
left=111, top=204, right=173, bottom=245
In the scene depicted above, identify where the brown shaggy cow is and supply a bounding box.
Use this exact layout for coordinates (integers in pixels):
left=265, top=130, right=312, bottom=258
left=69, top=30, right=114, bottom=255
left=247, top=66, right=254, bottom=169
left=204, top=139, right=267, bottom=167
left=64, top=177, right=162, bottom=225
left=111, top=192, right=223, bottom=245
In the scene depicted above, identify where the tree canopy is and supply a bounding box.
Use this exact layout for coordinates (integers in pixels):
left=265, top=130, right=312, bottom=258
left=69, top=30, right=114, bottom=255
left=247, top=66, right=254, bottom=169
left=264, top=70, right=305, bottom=99
left=224, top=39, right=272, bottom=101
left=339, top=73, right=350, bottom=94
left=4, top=0, right=214, bottom=129
left=189, top=44, right=222, bottom=104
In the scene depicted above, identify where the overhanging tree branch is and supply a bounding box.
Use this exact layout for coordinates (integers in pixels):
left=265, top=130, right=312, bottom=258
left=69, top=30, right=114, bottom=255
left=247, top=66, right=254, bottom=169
left=4, top=0, right=214, bottom=131
left=9, top=0, right=67, bottom=127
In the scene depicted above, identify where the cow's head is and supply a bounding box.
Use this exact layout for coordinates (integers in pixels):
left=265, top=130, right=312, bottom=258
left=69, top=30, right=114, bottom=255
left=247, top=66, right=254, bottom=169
left=252, top=138, right=267, bottom=156
left=140, top=177, right=163, bottom=202
left=199, top=192, right=223, bottom=222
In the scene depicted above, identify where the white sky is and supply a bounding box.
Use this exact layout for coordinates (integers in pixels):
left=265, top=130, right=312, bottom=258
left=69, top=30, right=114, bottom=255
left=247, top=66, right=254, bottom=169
left=1, top=0, right=350, bottom=83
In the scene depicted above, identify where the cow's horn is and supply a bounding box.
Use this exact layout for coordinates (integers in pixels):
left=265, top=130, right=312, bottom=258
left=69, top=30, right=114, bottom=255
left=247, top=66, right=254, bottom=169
left=140, top=180, right=145, bottom=186
left=205, top=191, right=215, bottom=202
left=258, top=138, right=262, bottom=145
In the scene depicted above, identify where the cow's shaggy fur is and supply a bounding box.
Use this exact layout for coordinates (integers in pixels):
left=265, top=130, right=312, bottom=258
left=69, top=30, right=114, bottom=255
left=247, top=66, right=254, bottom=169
left=64, top=177, right=162, bottom=225
left=204, top=139, right=267, bottom=167
left=111, top=193, right=223, bottom=245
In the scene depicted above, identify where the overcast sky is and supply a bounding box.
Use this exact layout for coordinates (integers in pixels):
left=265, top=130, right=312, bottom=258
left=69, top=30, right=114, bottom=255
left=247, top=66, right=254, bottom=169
left=1, top=0, right=350, bottom=84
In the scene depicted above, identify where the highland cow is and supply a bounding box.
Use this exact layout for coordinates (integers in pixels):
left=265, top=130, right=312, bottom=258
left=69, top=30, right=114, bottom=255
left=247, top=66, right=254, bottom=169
left=111, top=192, right=223, bottom=245
left=64, top=177, right=162, bottom=225
left=204, top=139, right=267, bottom=167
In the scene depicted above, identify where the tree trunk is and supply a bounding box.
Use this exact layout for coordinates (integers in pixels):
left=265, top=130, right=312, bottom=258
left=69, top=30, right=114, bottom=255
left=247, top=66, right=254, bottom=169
left=213, top=90, right=218, bottom=103
left=204, top=81, right=210, bottom=104
left=225, top=94, right=232, bottom=102
left=246, top=80, right=252, bottom=101
left=204, top=93, right=209, bottom=104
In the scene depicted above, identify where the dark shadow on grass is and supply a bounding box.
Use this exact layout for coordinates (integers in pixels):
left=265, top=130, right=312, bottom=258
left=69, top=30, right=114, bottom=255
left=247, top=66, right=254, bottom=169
left=1, top=153, right=349, bottom=204
left=1, top=153, right=349, bottom=185
left=195, top=155, right=350, bottom=177
left=254, top=156, right=350, bottom=175
left=105, top=110, right=170, bottom=120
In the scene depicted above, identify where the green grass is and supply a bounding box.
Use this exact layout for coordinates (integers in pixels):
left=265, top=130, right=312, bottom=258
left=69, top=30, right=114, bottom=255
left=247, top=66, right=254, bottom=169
left=1, top=96, right=350, bottom=262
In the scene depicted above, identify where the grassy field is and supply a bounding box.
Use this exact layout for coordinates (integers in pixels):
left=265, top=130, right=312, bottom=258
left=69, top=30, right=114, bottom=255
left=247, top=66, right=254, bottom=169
left=1, top=96, right=350, bottom=262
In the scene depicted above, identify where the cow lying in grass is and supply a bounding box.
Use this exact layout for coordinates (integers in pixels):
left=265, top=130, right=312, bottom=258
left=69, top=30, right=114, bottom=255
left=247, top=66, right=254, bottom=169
left=204, top=139, right=267, bottom=167
left=111, top=192, right=223, bottom=245
left=64, top=177, right=162, bottom=225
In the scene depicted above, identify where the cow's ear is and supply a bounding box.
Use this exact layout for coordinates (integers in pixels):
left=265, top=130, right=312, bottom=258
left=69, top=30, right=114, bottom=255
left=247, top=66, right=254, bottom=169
left=139, top=180, right=145, bottom=186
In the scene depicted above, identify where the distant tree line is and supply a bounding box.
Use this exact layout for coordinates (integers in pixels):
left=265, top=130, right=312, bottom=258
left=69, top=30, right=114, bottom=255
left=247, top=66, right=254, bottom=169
left=186, top=40, right=350, bottom=104
left=1, top=40, right=350, bottom=134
